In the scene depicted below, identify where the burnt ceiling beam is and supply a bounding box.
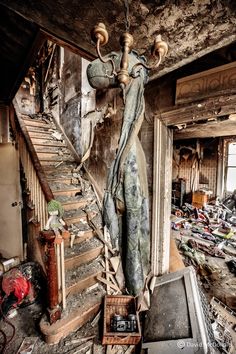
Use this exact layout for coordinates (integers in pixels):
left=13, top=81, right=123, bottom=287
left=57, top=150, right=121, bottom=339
left=159, top=94, right=236, bottom=126
left=173, top=119, right=236, bottom=140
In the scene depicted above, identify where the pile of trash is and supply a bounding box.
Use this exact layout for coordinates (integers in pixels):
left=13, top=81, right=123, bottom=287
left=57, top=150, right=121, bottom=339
left=171, top=198, right=236, bottom=264
left=171, top=196, right=236, bottom=353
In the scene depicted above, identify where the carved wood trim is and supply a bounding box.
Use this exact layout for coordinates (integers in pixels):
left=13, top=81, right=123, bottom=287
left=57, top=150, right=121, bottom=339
left=176, top=61, right=236, bottom=105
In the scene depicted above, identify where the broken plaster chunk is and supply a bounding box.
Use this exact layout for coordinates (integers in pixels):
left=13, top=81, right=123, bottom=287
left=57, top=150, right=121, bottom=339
left=51, top=131, right=63, bottom=140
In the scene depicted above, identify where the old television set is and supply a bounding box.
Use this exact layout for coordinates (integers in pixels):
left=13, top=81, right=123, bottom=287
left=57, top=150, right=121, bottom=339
left=142, top=267, right=213, bottom=354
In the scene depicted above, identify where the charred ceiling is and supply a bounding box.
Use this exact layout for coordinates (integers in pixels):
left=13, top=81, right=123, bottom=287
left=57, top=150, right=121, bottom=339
left=1, top=0, right=236, bottom=102
left=1, top=0, right=236, bottom=75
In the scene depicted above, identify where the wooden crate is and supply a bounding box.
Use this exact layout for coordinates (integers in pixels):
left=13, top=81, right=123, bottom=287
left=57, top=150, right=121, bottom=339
left=102, top=295, right=141, bottom=345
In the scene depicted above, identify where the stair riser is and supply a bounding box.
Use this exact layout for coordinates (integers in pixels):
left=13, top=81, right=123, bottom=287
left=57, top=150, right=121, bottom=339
left=25, top=126, right=54, bottom=133
left=64, top=215, right=87, bottom=225
left=52, top=189, right=82, bottom=197
left=35, top=146, right=71, bottom=153
left=48, top=178, right=73, bottom=185
left=31, top=139, right=66, bottom=147
left=62, top=200, right=87, bottom=210
left=66, top=272, right=102, bottom=297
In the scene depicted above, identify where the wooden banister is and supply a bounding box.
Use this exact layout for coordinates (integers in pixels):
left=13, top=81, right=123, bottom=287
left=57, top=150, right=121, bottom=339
left=11, top=101, right=54, bottom=202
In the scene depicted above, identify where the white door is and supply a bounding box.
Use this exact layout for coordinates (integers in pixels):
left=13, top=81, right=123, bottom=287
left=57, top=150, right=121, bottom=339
left=0, top=143, right=23, bottom=259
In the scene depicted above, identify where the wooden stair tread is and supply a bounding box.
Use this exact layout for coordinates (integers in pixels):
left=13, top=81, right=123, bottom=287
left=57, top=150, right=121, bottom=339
left=61, top=199, right=88, bottom=210
left=43, top=165, right=76, bottom=174
left=41, top=160, right=75, bottom=167
left=21, top=117, right=56, bottom=129
left=48, top=177, right=73, bottom=186
left=65, top=245, right=103, bottom=270
left=65, top=258, right=104, bottom=289
left=51, top=182, right=82, bottom=191
left=31, top=138, right=67, bottom=147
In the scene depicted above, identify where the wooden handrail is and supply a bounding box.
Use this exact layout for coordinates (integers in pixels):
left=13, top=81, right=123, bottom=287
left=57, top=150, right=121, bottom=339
left=11, top=100, right=54, bottom=202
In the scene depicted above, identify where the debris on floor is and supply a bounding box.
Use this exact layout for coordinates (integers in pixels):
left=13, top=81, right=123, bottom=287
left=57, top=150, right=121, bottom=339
left=171, top=193, right=236, bottom=353
left=17, top=337, right=38, bottom=354
left=209, top=297, right=236, bottom=353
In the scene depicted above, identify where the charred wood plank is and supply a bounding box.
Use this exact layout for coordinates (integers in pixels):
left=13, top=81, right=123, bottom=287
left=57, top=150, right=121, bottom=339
left=160, top=94, right=236, bottom=126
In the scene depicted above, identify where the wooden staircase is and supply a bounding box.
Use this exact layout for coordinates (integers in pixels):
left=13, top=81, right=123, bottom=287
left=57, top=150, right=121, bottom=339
left=18, top=113, right=106, bottom=343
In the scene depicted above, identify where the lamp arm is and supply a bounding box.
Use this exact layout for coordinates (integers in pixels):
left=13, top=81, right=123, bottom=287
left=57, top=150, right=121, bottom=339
left=96, top=39, right=117, bottom=78
left=131, top=55, right=162, bottom=76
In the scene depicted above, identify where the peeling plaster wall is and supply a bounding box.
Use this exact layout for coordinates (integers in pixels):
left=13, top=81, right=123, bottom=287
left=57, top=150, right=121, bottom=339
left=59, top=49, right=82, bottom=156
left=85, top=90, right=123, bottom=194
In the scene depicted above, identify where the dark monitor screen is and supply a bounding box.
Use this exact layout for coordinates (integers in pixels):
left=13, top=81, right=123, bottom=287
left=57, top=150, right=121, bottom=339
left=143, top=277, right=193, bottom=342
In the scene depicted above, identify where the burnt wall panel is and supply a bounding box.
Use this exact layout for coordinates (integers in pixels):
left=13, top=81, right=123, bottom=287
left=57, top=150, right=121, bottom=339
left=85, top=92, right=123, bottom=194
left=60, top=50, right=82, bottom=156
left=173, top=138, right=218, bottom=197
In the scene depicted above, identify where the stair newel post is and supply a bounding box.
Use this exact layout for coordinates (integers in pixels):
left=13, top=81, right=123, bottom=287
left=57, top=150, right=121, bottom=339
left=40, top=231, right=61, bottom=324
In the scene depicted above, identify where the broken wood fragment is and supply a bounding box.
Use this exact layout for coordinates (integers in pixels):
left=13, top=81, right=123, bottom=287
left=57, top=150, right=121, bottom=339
left=91, top=310, right=101, bottom=327
left=85, top=211, right=115, bottom=255
left=96, top=275, right=121, bottom=293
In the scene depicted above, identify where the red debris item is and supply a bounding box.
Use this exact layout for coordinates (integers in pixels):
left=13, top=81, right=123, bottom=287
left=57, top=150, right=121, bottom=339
left=2, top=268, right=31, bottom=305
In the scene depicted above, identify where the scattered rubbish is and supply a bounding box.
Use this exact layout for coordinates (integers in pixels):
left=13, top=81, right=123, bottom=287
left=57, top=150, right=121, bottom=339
left=0, top=256, right=20, bottom=274
left=210, top=297, right=236, bottom=353
left=187, top=239, right=225, bottom=258
left=179, top=241, right=205, bottom=265
left=226, top=260, right=236, bottom=275
left=7, top=308, right=18, bottom=319
left=0, top=262, right=46, bottom=317
left=17, top=337, right=37, bottom=354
